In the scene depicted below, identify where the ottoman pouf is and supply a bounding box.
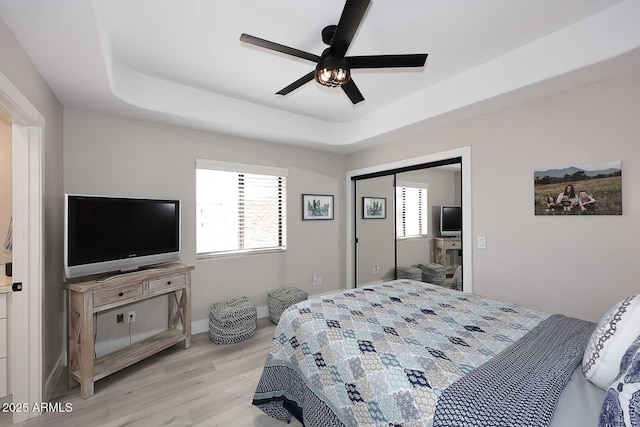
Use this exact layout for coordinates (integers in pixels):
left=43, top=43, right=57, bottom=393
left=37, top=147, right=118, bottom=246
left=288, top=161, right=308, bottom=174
left=450, top=266, right=463, bottom=291
left=268, top=287, right=308, bottom=324
left=209, top=296, right=257, bottom=344
left=416, top=263, right=446, bottom=286
left=396, top=266, right=422, bottom=281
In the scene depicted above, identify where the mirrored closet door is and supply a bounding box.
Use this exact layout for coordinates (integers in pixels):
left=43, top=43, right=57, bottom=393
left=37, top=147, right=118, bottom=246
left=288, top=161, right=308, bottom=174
left=353, top=159, right=463, bottom=290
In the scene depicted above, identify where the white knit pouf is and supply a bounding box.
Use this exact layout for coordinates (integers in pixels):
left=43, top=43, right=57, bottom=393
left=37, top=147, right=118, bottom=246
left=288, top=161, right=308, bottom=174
left=267, top=287, right=308, bottom=324
left=450, top=266, right=463, bottom=291
left=209, top=296, right=257, bottom=344
left=416, top=263, right=446, bottom=285
left=396, top=266, right=422, bottom=281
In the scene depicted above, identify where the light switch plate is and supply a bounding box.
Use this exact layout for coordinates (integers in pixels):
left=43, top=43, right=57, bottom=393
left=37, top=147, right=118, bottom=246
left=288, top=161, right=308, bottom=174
left=477, top=236, right=487, bottom=249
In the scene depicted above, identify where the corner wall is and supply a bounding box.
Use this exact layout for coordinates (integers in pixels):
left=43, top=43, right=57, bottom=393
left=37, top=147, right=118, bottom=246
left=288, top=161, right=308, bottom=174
left=63, top=109, right=347, bottom=350
left=347, top=69, right=640, bottom=322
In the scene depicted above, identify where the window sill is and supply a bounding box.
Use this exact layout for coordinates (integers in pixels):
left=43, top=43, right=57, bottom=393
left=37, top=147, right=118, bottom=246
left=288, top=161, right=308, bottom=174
left=197, top=248, right=286, bottom=261
left=396, top=235, right=429, bottom=241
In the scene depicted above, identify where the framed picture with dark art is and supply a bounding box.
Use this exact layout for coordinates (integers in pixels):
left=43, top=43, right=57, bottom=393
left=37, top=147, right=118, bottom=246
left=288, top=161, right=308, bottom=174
left=302, top=194, right=334, bottom=220
left=363, top=197, right=386, bottom=219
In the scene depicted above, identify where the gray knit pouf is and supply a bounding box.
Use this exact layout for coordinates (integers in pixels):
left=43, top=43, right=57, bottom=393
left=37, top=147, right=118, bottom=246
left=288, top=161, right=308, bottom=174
left=416, top=263, right=446, bottom=285
left=450, top=266, right=463, bottom=291
left=209, top=296, right=257, bottom=344
left=267, top=287, right=308, bottom=324
left=396, top=266, right=422, bottom=281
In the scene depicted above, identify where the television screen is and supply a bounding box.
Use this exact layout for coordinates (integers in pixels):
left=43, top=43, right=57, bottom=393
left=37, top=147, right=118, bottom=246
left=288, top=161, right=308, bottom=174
left=65, top=195, right=180, bottom=278
left=440, top=205, right=461, bottom=237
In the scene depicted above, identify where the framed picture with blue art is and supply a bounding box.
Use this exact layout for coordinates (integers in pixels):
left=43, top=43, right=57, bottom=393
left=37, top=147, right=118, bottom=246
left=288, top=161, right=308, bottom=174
left=302, top=194, right=334, bottom=220
left=363, top=197, right=386, bottom=219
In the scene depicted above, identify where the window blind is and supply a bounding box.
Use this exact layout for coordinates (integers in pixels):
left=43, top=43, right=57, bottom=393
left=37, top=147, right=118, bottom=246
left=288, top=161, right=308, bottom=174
left=197, top=168, right=286, bottom=255
left=395, top=185, right=427, bottom=238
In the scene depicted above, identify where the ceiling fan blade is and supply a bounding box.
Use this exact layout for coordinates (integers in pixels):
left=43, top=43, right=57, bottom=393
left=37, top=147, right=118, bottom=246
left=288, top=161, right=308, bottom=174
left=328, top=0, right=370, bottom=57
left=276, top=71, right=316, bottom=95
left=341, top=79, right=364, bottom=104
left=347, top=53, right=428, bottom=69
left=240, top=34, right=320, bottom=63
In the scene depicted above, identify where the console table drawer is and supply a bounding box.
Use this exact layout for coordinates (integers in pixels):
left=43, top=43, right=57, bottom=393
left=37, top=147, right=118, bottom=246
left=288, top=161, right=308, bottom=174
left=447, top=240, right=461, bottom=249
left=93, top=283, right=143, bottom=307
left=149, top=273, right=187, bottom=293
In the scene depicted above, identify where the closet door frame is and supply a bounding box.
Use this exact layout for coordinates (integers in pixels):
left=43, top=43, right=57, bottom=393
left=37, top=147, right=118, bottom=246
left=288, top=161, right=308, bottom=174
left=347, top=147, right=472, bottom=292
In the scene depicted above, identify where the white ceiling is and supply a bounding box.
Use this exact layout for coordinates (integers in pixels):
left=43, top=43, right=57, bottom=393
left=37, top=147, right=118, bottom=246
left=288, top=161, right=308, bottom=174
left=1, top=0, right=640, bottom=152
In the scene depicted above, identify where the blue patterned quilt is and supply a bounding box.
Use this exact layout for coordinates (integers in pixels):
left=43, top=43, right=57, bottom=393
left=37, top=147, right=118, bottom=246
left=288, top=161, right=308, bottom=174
left=253, top=280, right=549, bottom=426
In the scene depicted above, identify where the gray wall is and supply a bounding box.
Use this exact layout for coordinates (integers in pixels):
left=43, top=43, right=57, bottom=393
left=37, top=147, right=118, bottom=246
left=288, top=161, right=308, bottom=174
left=347, top=68, right=640, bottom=322
left=64, top=109, right=347, bottom=349
left=0, top=17, right=64, bottom=392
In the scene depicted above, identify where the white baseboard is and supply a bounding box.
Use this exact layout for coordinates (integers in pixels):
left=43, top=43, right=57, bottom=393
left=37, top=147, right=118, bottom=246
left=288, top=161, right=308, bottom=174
left=257, top=305, right=269, bottom=319
left=309, top=289, right=344, bottom=298
left=192, top=318, right=209, bottom=335
left=44, top=351, right=65, bottom=401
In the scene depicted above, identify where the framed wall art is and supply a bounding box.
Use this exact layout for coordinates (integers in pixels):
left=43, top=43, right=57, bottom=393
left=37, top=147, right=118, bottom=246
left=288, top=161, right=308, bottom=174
left=302, top=194, right=334, bottom=220
left=363, top=197, right=386, bottom=219
left=534, top=160, right=622, bottom=216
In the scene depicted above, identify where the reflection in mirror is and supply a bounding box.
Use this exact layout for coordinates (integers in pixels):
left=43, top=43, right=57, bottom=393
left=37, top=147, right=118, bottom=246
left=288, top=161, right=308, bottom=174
left=395, top=163, right=462, bottom=290
left=355, top=175, right=395, bottom=287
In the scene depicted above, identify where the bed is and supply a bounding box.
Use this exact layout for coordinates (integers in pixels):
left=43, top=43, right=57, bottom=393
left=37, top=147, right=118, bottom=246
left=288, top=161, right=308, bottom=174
left=252, top=279, right=605, bottom=427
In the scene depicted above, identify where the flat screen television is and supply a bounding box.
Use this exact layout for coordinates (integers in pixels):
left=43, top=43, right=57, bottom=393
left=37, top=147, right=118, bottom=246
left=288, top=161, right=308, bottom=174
left=65, top=194, right=180, bottom=279
left=440, top=205, right=462, bottom=237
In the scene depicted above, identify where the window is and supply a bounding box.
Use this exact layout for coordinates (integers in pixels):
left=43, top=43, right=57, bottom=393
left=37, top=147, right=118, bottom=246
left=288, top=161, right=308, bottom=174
left=395, top=183, right=428, bottom=238
left=196, top=160, right=287, bottom=256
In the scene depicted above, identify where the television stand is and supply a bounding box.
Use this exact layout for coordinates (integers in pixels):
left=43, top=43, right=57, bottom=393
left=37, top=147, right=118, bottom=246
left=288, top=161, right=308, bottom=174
left=65, top=263, right=193, bottom=399
left=434, top=237, right=461, bottom=276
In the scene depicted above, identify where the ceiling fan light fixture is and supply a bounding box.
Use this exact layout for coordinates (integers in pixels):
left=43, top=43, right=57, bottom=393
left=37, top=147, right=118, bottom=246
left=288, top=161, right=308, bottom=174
left=315, top=56, right=350, bottom=87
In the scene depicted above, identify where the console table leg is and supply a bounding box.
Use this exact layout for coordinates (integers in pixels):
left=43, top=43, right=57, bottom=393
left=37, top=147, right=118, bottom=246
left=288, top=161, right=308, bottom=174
left=79, top=292, right=95, bottom=398
left=183, top=285, right=191, bottom=349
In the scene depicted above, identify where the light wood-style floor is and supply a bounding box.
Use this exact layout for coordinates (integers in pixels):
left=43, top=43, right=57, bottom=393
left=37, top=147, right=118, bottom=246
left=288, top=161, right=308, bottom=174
left=1, top=318, right=303, bottom=427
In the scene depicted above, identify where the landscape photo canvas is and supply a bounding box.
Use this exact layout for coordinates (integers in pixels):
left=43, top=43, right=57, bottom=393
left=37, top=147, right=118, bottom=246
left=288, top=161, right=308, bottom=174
left=534, top=160, right=622, bottom=215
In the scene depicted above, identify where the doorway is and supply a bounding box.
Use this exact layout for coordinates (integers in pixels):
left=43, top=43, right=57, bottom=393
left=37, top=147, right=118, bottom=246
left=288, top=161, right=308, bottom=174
left=0, top=72, right=44, bottom=423
left=346, top=147, right=472, bottom=292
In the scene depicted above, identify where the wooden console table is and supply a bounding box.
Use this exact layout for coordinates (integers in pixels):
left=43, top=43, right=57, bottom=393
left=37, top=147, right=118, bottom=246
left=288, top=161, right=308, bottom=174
left=434, top=237, right=461, bottom=275
left=65, top=263, right=193, bottom=399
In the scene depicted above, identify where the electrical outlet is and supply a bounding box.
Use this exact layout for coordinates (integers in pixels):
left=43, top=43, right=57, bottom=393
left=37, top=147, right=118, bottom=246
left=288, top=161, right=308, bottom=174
left=116, top=313, right=124, bottom=323
left=317, top=276, right=322, bottom=285
left=373, top=265, right=380, bottom=274
left=127, top=310, right=137, bottom=323
left=312, top=276, right=321, bottom=286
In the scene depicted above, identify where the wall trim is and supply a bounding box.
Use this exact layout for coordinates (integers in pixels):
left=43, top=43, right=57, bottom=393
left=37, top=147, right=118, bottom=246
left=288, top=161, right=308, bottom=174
left=44, top=351, right=65, bottom=402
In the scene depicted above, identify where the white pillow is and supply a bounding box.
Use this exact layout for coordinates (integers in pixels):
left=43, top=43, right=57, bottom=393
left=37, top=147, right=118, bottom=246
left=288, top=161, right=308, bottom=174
left=583, top=295, right=640, bottom=389
left=599, top=335, right=640, bottom=427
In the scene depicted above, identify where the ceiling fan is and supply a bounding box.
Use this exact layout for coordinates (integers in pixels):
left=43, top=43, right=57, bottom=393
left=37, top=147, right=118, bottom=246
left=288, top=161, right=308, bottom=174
left=239, top=0, right=428, bottom=104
